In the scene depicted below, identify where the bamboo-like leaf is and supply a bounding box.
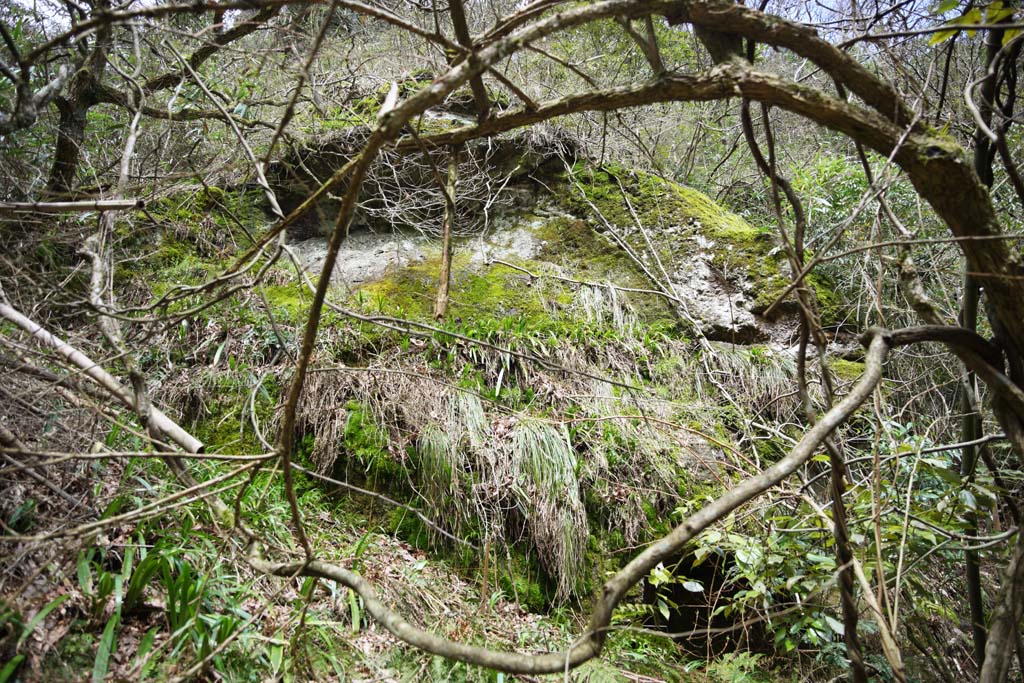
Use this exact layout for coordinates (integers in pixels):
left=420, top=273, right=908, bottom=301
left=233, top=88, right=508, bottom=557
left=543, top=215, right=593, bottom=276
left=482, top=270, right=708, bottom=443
left=929, top=27, right=960, bottom=44
left=17, top=595, right=69, bottom=648
left=92, top=614, right=120, bottom=683
left=0, top=656, right=25, bottom=683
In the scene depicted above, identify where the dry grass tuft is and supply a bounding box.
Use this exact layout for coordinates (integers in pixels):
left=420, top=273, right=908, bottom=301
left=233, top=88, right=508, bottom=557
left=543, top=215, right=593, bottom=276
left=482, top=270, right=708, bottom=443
left=690, top=342, right=804, bottom=422
left=509, top=419, right=587, bottom=601
left=277, top=334, right=810, bottom=604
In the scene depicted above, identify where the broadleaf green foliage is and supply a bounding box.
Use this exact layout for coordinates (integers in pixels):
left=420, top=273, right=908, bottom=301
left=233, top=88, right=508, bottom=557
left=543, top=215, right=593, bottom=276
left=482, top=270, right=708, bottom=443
left=928, top=1, right=1022, bottom=44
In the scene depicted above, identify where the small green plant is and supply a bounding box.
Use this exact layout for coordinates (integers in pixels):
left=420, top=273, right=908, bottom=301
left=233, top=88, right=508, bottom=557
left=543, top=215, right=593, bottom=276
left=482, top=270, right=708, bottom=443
left=163, top=558, right=205, bottom=654
left=704, top=651, right=771, bottom=683
left=76, top=549, right=118, bottom=624
left=5, top=498, right=36, bottom=533
left=0, top=595, right=69, bottom=683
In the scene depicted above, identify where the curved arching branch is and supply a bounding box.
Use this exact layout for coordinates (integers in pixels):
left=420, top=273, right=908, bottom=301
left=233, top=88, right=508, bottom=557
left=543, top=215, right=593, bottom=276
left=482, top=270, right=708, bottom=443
left=396, top=64, right=1024, bottom=363
left=672, top=0, right=916, bottom=126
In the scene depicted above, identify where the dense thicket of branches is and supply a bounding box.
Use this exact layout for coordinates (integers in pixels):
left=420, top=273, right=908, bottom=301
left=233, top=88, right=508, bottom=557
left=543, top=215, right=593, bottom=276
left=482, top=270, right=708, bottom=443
left=2, top=0, right=1024, bottom=681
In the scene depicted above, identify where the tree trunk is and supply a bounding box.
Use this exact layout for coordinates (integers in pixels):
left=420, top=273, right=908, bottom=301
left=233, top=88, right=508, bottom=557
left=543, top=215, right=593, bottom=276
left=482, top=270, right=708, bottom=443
left=46, top=96, right=91, bottom=197
left=960, top=274, right=987, bottom=669
left=44, top=0, right=111, bottom=197
left=434, top=147, right=460, bottom=320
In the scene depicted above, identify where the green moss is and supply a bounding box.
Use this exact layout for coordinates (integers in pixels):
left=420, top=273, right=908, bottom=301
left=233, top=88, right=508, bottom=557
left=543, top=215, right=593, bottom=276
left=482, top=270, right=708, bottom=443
left=353, top=245, right=610, bottom=335
left=188, top=373, right=269, bottom=456
left=558, top=164, right=630, bottom=225
left=533, top=216, right=680, bottom=327
left=578, top=536, right=607, bottom=599
left=641, top=497, right=674, bottom=540
left=320, top=92, right=382, bottom=130
left=261, top=282, right=308, bottom=322
left=917, top=128, right=970, bottom=164
left=38, top=627, right=94, bottom=682
left=358, top=252, right=557, bottom=325
left=705, top=219, right=771, bottom=243
left=829, top=358, right=865, bottom=381
left=148, top=193, right=208, bottom=224
left=150, top=239, right=214, bottom=280
left=388, top=507, right=432, bottom=551
left=130, top=187, right=267, bottom=285
left=676, top=186, right=766, bottom=244
left=454, top=262, right=548, bottom=322
left=750, top=274, right=792, bottom=315
left=560, top=163, right=761, bottom=242
left=208, top=188, right=269, bottom=229
left=497, top=554, right=552, bottom=614
left=807, top=272, right=847, bottom=327
left=558, top=163, right=796, bottom=318
left=197, top=185, right=227, bottom=209
left=192, top=413, right=256, bottom=455
left=536, top=216, right=616, bottom=261
left=747, top=269, right=848, bottom=325
left=342, top=401, right=406, bottom=487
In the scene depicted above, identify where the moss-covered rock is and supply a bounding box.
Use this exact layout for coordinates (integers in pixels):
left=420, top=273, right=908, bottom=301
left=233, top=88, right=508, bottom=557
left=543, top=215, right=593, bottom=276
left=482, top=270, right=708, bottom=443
left=829, top=358, right=866, bottom=382
left=276, top=158, right=851, bottom=621
left=555, top=162, right=815, bottom=342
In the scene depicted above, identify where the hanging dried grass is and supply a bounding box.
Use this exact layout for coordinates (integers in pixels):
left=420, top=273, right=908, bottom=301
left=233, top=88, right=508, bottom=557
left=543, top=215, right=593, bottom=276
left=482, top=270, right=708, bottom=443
left=277, top=333, right=788, bottom=604
left=509, top=419, right=587, bottom=601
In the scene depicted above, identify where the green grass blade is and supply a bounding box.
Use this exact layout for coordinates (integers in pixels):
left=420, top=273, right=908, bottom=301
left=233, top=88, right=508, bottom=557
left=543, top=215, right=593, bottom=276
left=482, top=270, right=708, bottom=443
left=92, top=613, right=120, bottom=683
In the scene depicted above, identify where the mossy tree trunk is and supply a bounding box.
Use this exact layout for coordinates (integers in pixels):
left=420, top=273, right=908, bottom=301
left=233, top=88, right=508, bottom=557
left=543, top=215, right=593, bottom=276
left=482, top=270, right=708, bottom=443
left=45, top=1, right=111, bottom=197
left=47, top=91, right=97, bottom=197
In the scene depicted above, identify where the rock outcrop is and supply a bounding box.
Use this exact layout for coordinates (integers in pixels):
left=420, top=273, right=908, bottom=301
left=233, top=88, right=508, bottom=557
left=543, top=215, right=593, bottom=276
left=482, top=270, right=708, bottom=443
left=282, top=152, right=843, bottom=345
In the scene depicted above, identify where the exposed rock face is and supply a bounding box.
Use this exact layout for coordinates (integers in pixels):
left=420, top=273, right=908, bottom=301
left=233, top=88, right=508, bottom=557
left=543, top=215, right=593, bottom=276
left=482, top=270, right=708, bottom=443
left=666, top=233, right=786, bottom=345
left=270, top=134, right=852, bottom=609
left=269, top=85, right=842, bottom=345
left=284, top=157, right=829, bottom=346
left=290, top=230, right=427, bottom=288
left=289, top=220, right=545, bottom=288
